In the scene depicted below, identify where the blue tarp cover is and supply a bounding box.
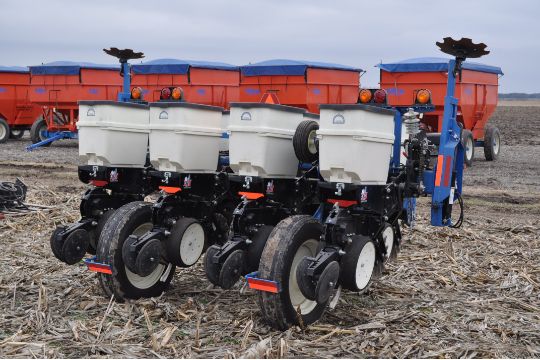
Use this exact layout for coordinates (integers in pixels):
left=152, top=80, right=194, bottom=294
left=241, top=59, right=362, bottom=76
left=0, top=66, right=28, bottom=73
left=131, top=59, right=238, bottom=74
left=29, top=61, right=118, bottom=75
left=377, top=57, right=503, bottom=75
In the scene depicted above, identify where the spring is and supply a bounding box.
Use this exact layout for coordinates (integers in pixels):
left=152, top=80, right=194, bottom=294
left=403, top=108, right=420, bottom=135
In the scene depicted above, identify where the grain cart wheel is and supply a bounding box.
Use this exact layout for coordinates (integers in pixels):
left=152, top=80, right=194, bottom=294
left=9, top=129, right=25, bottom=139
left=30, top=118, right=51, bottom=146
left=97, top=202, right=175, bottom=301
left=0, top=118, right=9, bottom=143
left=257, top=216, right=326, bottom=330
left=293, top=120, right=319, bottom=163
left=340, top=235, right=377, bottom=292
left=461, top=129, right=474, bottom=166
left=87, top=210, right=115, bottom=255
left=165, top=218, right=206, bottom=267
left=484, top=127, right=501, bottom=161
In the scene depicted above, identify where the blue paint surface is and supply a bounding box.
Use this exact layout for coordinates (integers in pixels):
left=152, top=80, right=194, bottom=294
left=312, top=88, right=321, bottom=95
left=35, top=88, right=46, bottom=94
left=0, top=87, right=6, bottom=93
left=387, top=88, right=404, bottom=96
left=463, top=88, right=473, bottom=95
left=245, top=88, right=260, bottom=95
left=88, top=88, right=99, bottom=94
left=197, top=89, right=206, bottom=95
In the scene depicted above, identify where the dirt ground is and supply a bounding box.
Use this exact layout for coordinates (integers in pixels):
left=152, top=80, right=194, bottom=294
left=1, top=106, right=539, bottom=358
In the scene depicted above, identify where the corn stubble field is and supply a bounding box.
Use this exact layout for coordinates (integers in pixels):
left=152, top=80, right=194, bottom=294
left=0, top=105, right=539, bottom=358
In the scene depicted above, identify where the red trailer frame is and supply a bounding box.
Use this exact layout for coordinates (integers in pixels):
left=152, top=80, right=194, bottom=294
left=239, top=60, right=362, bottom=113
left=0, top=67, right=42, bottom=142
left=131, top=59, right=239, bottom=107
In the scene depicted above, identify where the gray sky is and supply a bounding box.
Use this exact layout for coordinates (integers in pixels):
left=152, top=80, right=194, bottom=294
left=1, top=0, right=537, bottom=92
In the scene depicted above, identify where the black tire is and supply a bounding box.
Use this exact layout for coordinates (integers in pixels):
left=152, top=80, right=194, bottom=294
left=50, top=227, right=66, bottom=261
left=9, top=128, right=25, bottom=139
left=165, top=217, right=206, bottom=267
left=293, top=120, right=319, bottom=163
left=0, top=118, right=9, bottom=144
left=97, top=202, right=175, bottom=301
left=379, top=223, right=397, bottom=263
left=88, top=210, right=115, bottom=255
left=484, top=127, right=501, bottom=161
left=461, top=129, right=474, bottom=167
left=30, top=118, right=51, bottom=146
left=246, top=225, right=274, bottom=272
left=257, top=215, right=326, bottom=330
left=340, top=235, right=377, bottom=292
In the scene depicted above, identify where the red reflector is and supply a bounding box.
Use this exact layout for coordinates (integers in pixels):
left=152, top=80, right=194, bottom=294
left=327, top=199, right=357, bottom=207
left=247, top=277, right=279, bottom=293
left=238, top=191, right=264, bottom=200
left=373, top=89, right=387, bottom=103
left=161, top=87, right=171, bottom=100
left=90, top=180, right=108, bottom=187
left=86, top=263, right=112, bottom=275
left=159, top=186, right=181, bottom=194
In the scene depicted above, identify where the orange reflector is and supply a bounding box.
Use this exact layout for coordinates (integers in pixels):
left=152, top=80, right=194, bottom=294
left=359, top=89, right=372, bottom=103
left=327, top=199, right=357, bottom=207
left=434, top=154, right=444, bottom=187
left=131, top=87, right=143, bottom=100
left=171, top=87, right=183, bottom=100
left=260, top=93, right=280, bottom=104
left=87, top=263, right=112, bottom=274
left=247, top=277, right=280, bottom=293
left=90, top=180, right=108, bottom=187
left=416, top=89, right=431, bottom=104
left=238, top=191, right=264, bottom=200
left=159, top=186, right=182, bottom=194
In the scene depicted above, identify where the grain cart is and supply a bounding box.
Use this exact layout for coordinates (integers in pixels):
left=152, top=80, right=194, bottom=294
left=130, top=59, right=239, bottom=108
left=374, top=57, right=503, bottom=166
left=0, top=66, right=42, bottom=143
left=26, top=61, right=122, bottom=149
left=240, top=38, right=485, bottom=330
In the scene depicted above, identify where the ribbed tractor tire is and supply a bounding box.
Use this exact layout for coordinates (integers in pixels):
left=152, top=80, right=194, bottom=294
left=257, top=215, right=326, bottom=330
left=96, top=202, right=175, bottom=301
left=30, top=118, right=51, bottom=146
left=0, top=118, right=9, bottom=143
left=461, top=129, right=474, bottom=167
left=9, top=128, right=25, bottom=139
left=484, top=126, right=501, bottom=161
left=293, top=120, right=319, bottom=163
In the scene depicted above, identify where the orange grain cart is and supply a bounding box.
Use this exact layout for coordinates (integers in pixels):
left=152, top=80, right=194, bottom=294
left=0, top=66, right=42, bottom=143
left=240, top=60, right=362, bottom=113
left=130, top=59, right=239, bottom=108
left=378, top=57, right=503, bottom=164
left=28, top=62, right=122, bottom=144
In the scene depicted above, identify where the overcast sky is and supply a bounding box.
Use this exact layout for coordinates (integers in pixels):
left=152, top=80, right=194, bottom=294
left=1, top=0, right=537, bottom=93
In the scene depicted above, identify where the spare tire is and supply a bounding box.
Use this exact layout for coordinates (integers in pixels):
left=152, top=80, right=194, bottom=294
left=293, top=120, right=319, bottom=163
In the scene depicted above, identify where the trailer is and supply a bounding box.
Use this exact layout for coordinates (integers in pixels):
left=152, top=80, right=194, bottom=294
left=130, top=59, right=239, bottom=107
left=376, top=57, right=503, bottom=165
left=0, top=66, right=42, bottom=143
left=239, top=60, right=362, bottom=113
left=27, top=61, right=122, bottom=148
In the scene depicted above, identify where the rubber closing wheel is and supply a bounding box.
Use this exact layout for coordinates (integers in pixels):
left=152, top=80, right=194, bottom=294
left=204, top=245, right=221, bottom=286
left=484, top=127, right=500, bottom=161
left=296, top=257, right=317, bottom=301
left=315, top=261, right=340, bottom=305
left=122, top=235, right=139, bottom=274
left=62, top=229, right=90, bottom=265
left=135, top=238, right=162, bottom=277
left=166, top=218, right=206, bottom=267
left=293, top=120, right=319, bottom=163
left=50, top=227, right=66, bottom=262
left=340, top=235, right=376, bottom=292
left=219, top=249, right=245, bottom=289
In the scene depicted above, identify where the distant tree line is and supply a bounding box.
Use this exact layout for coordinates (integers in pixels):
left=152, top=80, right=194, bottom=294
left=499, top=93, right=540, bottom=99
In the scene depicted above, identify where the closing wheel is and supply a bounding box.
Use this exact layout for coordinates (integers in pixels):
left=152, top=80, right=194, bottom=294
left=50, top=226, right=67, bottom=261
left=484, top=127, right=500, bottom=161
left=296, top=257, right=317, bottom=301
left=135, top=238, right=162, bottom=277
left=340, top=235, right=377, bottom=292
left=0, top=118, right=9, bottom=143
left=166, top=218, right=206, bottom=267
left=30, top=118, right=51, bottom=146
left=97, top=202, right=175, bottom=301
left=9, top=128, right=25, bottom=139
left=88, top=210, right=115, bottom=255
left=61, top=229, right=91, bottom=265
left=293, top=120, right=319, bottom=163
left=204, top=245, right=221, bottom=286
left=461, top=129, right=474, bottom=166
left=380, top=223, right=396, bottom=262
left=219, top=249, right=246, bottom=289
left=314, top=260, right=340, bottom=305
left=257, top=215, right=326, bottom=330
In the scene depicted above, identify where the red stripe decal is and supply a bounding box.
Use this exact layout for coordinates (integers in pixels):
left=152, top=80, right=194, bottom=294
left=327, top=199, right=357, bottom=207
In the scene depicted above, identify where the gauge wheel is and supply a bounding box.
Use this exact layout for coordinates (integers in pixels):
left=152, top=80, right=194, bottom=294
left=97, top=201, right=175, bottom=301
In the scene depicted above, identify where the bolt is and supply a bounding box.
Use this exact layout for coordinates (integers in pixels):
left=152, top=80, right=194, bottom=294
left=329, top=282, right=334, bottom=287
left=91, top=221, right=98, bottom=226
left=164, top=230, right=171, bottom=236
left=386, top=188, right=391, bottom=193
left=338, top=250, right=346, bottom=256
left=245, top=239, right=253, bottom=245
left=384, top=216, right=389, bottom=221
left=150, top=257, right=155, bottom=262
